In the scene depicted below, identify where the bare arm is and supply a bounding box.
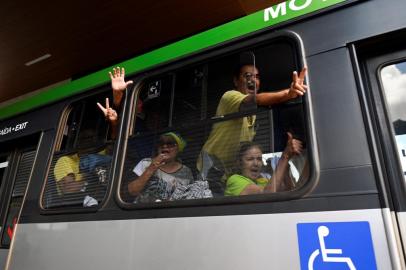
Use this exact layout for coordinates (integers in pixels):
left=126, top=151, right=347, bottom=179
left=264, top=132, right=303, bottom=192
left=239, top=184, right=263, bottom=195
left=127, top=155, right=166, bottom=196
left=237, top=133, right=302, bottom=195
left=264, top=154, right=293, bottom=192
left=241, top=67, right=308, bottom=108
left=127, top=166, right=156, bottom=196
left=238, top=153, right=294, bottom=195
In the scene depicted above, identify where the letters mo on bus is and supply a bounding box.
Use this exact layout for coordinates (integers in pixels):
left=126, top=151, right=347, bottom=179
left=264, top=0, right=325, bottom=22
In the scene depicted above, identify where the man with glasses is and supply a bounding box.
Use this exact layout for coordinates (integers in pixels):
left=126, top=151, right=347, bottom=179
left=197, top=64, right=307, bottom=195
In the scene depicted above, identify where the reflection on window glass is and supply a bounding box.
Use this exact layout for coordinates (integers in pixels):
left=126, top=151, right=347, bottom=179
left=121, top=40, right=309, bottom=204
left=0, top=160, right=8, bottom=169
left=381, top=62, right=406, bottom=178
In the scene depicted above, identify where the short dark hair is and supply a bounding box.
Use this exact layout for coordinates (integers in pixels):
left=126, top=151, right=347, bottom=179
left=232, top=63, right=259, bottom=80
left=237, top=141, right=263, bottom=160
left=232, top=64, right=244, bottom=79
left=233, top=51, right=257, bottom=78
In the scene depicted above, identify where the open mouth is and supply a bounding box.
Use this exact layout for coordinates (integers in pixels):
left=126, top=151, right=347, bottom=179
left=247, top=82, right=255, bottom=90
left=161, top=149, right=170, bottom=154
left=249, top=168, right=261, bottom=177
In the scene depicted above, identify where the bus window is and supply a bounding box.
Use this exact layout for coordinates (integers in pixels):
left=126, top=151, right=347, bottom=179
left=42, top=90, right=115, bottom=209
left=380, top=61, right=406, bottom=179
left=120, top=38, right=309, bottom=204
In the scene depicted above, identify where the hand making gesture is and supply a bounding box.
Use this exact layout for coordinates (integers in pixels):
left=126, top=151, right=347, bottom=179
left=287, top=67, right=308, bottom=99
left=283, top=132, right=303, bottom=159
left=97, top=98, right=118, bottom=123
left=109, top=66, right=133, bottom=107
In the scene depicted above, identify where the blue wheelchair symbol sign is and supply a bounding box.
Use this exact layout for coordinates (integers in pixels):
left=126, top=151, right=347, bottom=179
left=297, top=222, right=377, bottom=270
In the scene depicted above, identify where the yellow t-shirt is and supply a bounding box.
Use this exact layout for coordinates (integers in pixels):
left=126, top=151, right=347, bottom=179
left=198, top=90, right=256, bottom=175
left=53, top=149, right=108, bottom=182
left=225, top=174, right=269, bottom=196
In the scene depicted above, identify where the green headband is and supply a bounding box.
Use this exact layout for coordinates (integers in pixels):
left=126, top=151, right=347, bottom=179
left=163, top=132, right=187, bottom=152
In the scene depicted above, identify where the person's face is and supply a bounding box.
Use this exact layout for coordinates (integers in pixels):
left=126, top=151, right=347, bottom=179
left=60, top=173, right=83, bottom=193
left=234, top=65, right=260, bottom=95
left=157, top=136, right=179, bottom=161
left=240, top=146, right=263, bottom=180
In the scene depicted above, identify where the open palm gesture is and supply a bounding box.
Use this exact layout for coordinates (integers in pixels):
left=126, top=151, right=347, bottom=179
left=109, top=67, right=133, bottom=93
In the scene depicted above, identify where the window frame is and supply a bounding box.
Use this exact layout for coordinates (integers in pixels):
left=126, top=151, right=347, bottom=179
left=368, top=54, right=406, bottom=210
left=116, top=31, right=319, bottom=209
left=39, top=86, right=119, bottom=213
left=355, top=32, right=406, bottom=212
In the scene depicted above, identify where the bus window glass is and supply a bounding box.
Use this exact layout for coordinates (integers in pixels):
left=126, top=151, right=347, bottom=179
left=172, top=67, right=207, bottom=124
left=42, top=90, right=115, bottom=209
left=381, top=61, right=406, bottom=179
left=121, top=39, right=309, bottom=204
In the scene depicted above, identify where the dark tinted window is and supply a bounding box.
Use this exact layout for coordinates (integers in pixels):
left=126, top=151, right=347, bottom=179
left=43, top=90, right=114, bottom=209
left=120, top=38, right=309, bottom=204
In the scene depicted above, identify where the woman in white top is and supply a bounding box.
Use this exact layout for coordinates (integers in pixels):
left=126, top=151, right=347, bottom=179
left=128, top=132, right=193, bottom=203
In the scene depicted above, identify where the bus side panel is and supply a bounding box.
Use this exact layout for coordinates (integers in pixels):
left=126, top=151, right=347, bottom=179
left=305, top=48, right=378, bottom=196
left=0, top=249, right=7, bottom=270
left=307, top=47, right=372, bottom=170
left=0, top=102, right=62, bottom=143
left=6, top=209, right=392, bottom=270
left=291, top=0, right=406, bottom=56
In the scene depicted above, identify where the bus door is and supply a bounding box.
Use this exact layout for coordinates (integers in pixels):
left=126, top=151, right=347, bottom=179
left=0, top=135, right=40, bottom=269
left=361, top=43, right=406, bottom=261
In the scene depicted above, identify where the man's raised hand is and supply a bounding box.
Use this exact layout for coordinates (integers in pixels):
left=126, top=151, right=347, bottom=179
left=287, top=67, right=308, bottom=99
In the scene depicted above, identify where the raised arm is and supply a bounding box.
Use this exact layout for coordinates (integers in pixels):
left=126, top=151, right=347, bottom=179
left=264, top=132, right=303, bottom=192
left=127, top=155, right=166, bottom=196
left=109, top=67, right=133, bottom=108
left=243, top=67, right=307, bottom=107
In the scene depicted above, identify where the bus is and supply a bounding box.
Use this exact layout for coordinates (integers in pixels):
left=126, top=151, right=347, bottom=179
left=1, top=0, right=406, bottom=269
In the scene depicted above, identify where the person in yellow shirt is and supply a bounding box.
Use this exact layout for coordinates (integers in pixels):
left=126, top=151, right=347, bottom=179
left=53, top=98, right=117, bottom=205
left=225, top=135, right=303, bottom=196
left=53, top=67, right=131, bottom=206
left=197, top=64, right=307, bottom=195
left=54, top=154, right=84, bottom=194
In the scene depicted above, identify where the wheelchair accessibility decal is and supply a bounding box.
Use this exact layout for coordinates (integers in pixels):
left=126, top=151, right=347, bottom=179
left=297, top=222, right=377, bottom=270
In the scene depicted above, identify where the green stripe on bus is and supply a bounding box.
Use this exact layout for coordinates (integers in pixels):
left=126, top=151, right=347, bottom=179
left=0, top=0, right=346, bottom=120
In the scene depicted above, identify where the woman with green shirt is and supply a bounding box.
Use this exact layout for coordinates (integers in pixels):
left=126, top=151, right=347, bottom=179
left=225, top=133, right=303, bottom=196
